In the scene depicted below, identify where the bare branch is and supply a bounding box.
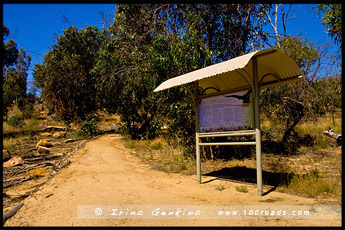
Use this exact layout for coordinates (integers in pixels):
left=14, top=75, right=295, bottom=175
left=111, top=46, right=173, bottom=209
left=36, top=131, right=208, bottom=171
left=62, top=15, right=75, bottom=27
left=285, top=5, right=301, bottom=24
left=263, top=7, right=276, bottom=32
left=282, top=96, right=313, bottom=114
left=281, top=4, right=302, bottom=38
left=247, top=41, right=258, bottom=51
left=99, top=10, right=113, bottom=28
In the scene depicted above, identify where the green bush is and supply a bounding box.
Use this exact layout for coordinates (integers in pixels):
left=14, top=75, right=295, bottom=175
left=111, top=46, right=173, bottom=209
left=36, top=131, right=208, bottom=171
left=78, top=114, right=98, bottom=137
left=7, top=114, right=25, bottom=128
left=22, top=104, right=34, bottom=119
left=151, top=142, right=162, bottom=150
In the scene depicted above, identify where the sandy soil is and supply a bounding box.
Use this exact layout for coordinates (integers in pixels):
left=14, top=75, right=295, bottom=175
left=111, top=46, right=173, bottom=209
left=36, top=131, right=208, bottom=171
left=5, top=134, right=341, bottom=227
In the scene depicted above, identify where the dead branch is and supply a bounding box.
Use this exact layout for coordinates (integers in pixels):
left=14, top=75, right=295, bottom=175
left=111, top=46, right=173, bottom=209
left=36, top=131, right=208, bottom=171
left=3, top=175, right=40, bottom=189
left=56, top=160, right=71, bottom=170
left=62, top=15, right=75, bottom=27
left=23, top=153, right=64, bottom=162
left=3, top=162, right=58, bottom=179
left=282, top=96, right=314, bottom=114
left=323, top=128, right=342, bottom=145
left=63, top=140, right=88, bottom=160
left=283, top=4, right=302, bottom=25
left=3, top=201, right=24, bottom=224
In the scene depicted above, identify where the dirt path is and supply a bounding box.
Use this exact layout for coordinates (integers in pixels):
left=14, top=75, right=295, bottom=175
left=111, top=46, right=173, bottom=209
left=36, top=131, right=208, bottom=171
left=5, top=134, right=340, bottom=227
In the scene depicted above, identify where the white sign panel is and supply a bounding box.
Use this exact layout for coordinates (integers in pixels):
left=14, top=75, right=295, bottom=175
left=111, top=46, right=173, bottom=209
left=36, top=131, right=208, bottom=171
left=199, top=90, right=253, bottom=132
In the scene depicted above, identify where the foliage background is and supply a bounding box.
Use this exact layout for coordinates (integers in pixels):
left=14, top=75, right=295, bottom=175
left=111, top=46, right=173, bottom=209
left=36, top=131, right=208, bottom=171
left=3, top=4, right=342, bottom=157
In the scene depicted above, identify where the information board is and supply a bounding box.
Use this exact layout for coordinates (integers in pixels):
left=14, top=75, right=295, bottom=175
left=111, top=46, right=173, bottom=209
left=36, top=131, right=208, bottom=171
left=199, top=90, right=253, bottom=132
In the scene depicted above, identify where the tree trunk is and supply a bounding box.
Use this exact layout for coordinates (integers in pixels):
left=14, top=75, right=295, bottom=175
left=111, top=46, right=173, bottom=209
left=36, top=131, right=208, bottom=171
left=282, top=115, right=303, bottom=143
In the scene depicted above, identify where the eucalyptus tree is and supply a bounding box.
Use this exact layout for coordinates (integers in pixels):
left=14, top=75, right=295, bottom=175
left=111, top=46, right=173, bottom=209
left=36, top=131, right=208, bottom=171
left=316, top=4, right=342, bottom=47
left=3, top=25, right=31, bottom=119
left=102, top=4, right=213, bottom=140
left=33, top=25, right=106, bottom=126
left=102, top=4, right=272, bottom=150
left=260, top=4, right=339, bottom=145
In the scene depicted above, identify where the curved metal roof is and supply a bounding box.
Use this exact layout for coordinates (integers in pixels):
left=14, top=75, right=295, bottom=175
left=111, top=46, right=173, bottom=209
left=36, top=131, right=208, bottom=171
left=154, top=48, right=303, bottom=95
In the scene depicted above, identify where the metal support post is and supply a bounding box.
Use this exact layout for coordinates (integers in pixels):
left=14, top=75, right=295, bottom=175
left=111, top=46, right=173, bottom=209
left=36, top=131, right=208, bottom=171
left=253, top=57, right=263, bottom=196
left=195, top=81, right=201, bottom=184
left=196, top=133, right=201, bottom=183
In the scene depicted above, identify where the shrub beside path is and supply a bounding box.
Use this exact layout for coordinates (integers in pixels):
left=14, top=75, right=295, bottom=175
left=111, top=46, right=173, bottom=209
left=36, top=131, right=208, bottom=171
left=5, top=134, right=340, bottom=227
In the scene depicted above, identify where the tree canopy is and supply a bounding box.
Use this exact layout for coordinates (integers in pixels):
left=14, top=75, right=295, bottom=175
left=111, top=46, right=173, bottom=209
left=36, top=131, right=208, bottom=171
left=3, top=25, right=31, bottom=119
left=316, top=4, right=342, bottom=47
left=34, top=4, right=273, bottom=141
left=260, top=4, right=340, bottom=144
left=32, top=4, right=341, bottom=150
left=34, top=25, right=106, bottom=124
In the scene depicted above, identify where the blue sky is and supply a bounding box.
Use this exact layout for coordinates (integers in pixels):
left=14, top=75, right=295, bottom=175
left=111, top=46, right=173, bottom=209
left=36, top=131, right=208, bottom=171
left=4, top=4, right=116, bottom=90
left=3, top=4, right=340, bottom=90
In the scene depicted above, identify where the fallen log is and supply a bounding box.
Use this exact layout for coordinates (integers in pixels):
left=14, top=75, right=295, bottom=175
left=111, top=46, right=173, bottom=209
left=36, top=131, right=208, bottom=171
left=41, top=125, right=66, bottom=133
left=3, top=162, right=58, bottom=179
left=3, top=175, right=40, bottom=189
left=58, top=160, right=71, bottom=169
left=323, top=128, right=342, bottom=145
left=3, top=176, right=31, bottom=184
left=5, top=188, right=33, bottom=199
left=64, top=138, right=76, bottom=143
left=3, top=201, right=24, bottom=224
left=23, top=153, right=64, bottom=162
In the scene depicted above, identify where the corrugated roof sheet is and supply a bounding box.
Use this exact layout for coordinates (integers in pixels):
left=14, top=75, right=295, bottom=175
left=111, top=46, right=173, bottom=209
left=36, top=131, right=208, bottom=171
left=154, top=49, right=303, bottom=94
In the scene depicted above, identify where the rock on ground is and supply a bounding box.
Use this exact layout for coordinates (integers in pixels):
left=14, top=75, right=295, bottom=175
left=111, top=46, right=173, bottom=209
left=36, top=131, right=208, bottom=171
left=53, top=131, right=67, bottom=138
left=37, top=146, right=51, bottom=155
left=3, top=156, right=24, bottom=167
left=36, top=139, right=53, bottom=149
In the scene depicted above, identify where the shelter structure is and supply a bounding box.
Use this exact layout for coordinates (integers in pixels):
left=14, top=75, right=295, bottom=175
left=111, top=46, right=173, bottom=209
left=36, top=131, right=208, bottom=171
left=154, top=48, right=303, bottom=196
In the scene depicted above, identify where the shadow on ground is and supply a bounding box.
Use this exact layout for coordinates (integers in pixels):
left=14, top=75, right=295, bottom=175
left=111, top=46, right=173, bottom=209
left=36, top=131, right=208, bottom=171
left=203, top=166, right=294, bottom=189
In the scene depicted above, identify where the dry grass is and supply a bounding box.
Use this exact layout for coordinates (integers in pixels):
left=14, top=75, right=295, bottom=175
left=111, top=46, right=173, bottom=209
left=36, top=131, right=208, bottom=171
left=150, top=136, right=169, bottom=149
left=3, top=137, right=13, bottom=149
left=262, top=144, right=341, bottom=201
left=261, top=111, right=341, bottom=141
left=3, top=115, right=64, bottom=136
left=127, top=111, right=341, bottom=203
left=216, top=184, right=226, bottom=191
left=97, top=113, right=121, bottom=131
left=125, top=137, right=196, bottom=175
left=4, top=103, right=340, bottom=203
left=296, top=112, right=341, bottom=135
left=3, top=109, right=64, bottom=159
left=122, top=112, right=341, bottom=202
left=2, top=106, right=78, bottom=160
left=280, top=169, right=337, bottom=198
left=296, top=113, right=342, bottom=150
left=261, top=118, right=285, bottom=140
